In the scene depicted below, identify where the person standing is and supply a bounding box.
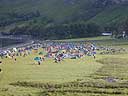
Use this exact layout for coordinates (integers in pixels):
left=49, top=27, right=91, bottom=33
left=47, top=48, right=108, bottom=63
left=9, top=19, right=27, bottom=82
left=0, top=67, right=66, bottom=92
left=122, top=31, right=126, bottom=39
left=38, top=60, right=41, bottom=65
left=0, top=61, right=2, bottom=72
left=14, top=58, right=17, bottom=62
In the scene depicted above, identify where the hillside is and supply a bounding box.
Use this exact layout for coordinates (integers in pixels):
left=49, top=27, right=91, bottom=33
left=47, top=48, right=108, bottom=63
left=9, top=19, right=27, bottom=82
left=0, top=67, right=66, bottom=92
left=0, top=0, right=128, bottom=39
left=0, top=0, right=94, bottom=23
left=0, top=0, right=128, bottom=25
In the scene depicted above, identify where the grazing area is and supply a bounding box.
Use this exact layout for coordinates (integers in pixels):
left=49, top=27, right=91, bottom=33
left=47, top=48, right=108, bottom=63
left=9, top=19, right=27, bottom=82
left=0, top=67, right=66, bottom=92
left=0, top=36, right=128, bottom=96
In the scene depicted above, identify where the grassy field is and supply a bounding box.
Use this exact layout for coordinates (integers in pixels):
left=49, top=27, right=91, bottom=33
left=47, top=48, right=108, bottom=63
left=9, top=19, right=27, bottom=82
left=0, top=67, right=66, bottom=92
left=1, top=36, right=128, bottom=96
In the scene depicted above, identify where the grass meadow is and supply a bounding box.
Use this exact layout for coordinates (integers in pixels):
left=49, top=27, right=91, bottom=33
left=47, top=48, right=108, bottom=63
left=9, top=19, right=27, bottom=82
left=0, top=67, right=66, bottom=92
left=1, top=36, right=128, bottom=96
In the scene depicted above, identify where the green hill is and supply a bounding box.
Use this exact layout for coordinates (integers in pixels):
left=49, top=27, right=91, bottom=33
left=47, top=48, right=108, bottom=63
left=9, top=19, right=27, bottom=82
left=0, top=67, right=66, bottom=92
left=0, top=0, right=128, bottom=25
left=0, top=0, right=128, bottom=39
left=0, top=0, right=94, bottom=23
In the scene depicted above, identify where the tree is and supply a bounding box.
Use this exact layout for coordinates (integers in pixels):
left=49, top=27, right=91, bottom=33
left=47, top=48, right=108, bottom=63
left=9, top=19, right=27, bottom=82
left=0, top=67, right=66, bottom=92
left=86, top=23, right=102, bottom=37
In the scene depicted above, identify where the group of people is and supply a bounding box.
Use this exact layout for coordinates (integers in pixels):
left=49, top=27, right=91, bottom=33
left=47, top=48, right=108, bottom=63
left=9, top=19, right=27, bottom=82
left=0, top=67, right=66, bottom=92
left=99, top=46, right=126, bottom=55
left=0, top=41, right=97, bottom=67
left=0, top=47, right=32, bottom=60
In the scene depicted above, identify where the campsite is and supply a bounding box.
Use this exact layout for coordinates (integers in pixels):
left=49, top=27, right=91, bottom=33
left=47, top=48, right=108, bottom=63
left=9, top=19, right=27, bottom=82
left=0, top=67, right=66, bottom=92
left=0, top=36, right=128, bottom=96
left=1, top=0, right=128, bottom=96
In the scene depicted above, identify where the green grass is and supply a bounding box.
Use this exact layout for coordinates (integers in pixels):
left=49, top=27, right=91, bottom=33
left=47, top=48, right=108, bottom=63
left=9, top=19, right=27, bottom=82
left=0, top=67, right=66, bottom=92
left=0, top=56, right=101, bottom=84
left=54, top=36, right=113, bottom=42
left=0, top=51, right=102, bottom=96
left=1, top=36, right=128, bottom=96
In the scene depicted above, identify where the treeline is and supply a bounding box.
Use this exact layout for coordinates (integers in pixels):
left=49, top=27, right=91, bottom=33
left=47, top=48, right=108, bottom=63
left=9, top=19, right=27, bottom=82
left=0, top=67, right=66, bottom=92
left=2, top=10, right=128, bottom=40
left=6, top=23, right=102, bottom=40
left=104, top=17, right=128, bottom=38
left=0, top=11, right=40, bottom=27
left=6, top=16, right=128, bottom=40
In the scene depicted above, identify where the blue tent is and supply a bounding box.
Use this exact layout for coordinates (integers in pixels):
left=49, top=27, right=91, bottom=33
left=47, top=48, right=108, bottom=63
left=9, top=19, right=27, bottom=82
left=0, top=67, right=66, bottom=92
left=34, top=57, right=41, bottom=61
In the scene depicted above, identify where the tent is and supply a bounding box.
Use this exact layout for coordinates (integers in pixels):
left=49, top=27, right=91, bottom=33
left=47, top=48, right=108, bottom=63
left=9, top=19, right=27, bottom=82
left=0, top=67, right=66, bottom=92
left=59, top=50, right=66, bottom=53
left=32, top=48, right=38, bottom=53
left=34, top=57, right=41, bottom=61
left=39, top=51, right=47, bottom=55
left=13, top=48, right=17, bottom=52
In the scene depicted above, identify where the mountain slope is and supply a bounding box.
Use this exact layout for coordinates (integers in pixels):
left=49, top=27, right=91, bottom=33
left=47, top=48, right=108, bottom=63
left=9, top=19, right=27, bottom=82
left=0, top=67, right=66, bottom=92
left=0, top=0, right=95, bottom=22
left=0, top=0, right=128, bottom=28
left=88, top=4, right=128, bottom=26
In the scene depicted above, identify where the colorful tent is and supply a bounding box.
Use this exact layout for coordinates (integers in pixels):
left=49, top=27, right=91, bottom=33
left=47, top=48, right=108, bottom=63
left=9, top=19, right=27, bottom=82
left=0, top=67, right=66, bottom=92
left=39, top=51, right=47, bottom=55
left=32, top=48, right=38, bottom=53
left=34, top=57, right=41, bottom=61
